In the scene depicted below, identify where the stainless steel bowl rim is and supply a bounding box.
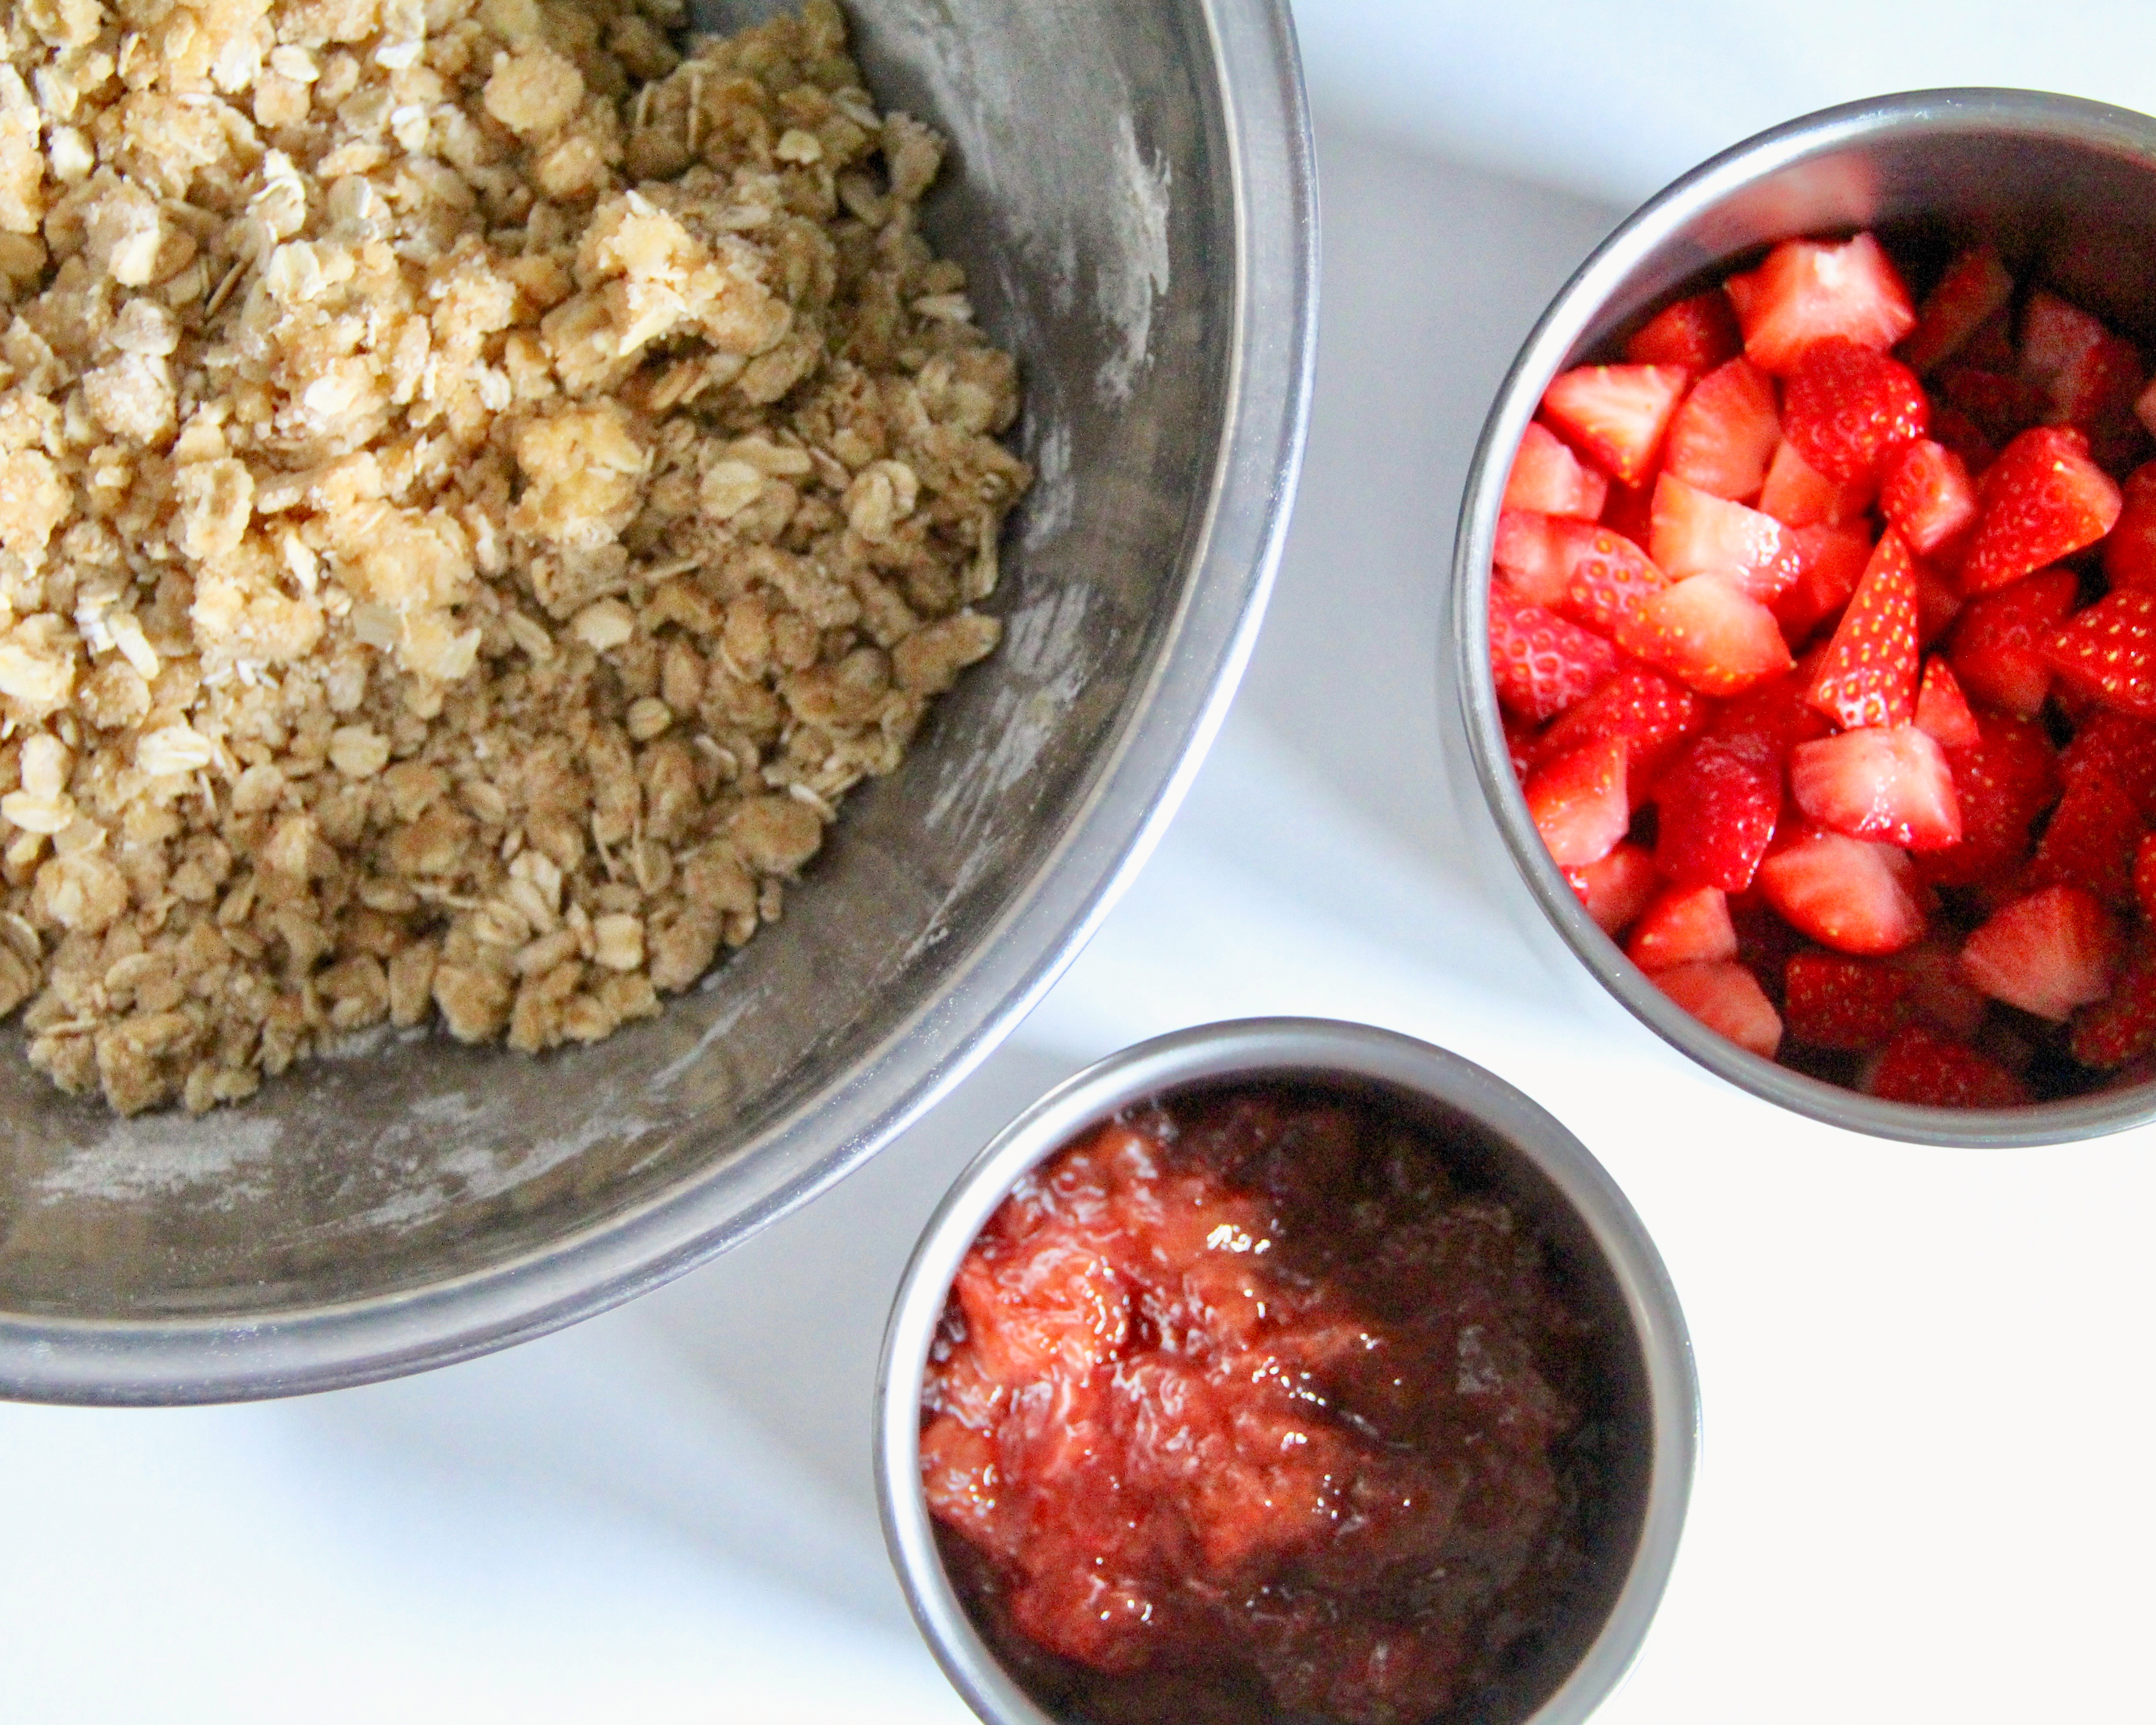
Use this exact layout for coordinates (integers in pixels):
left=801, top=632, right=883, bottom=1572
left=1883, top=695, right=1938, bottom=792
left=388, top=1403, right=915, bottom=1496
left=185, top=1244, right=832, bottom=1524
left=1454, top=87, right=2156, bottom=1149
left=874, top=1017, right=1700, bottom=1725
left=0, top=0, right=1318, bottom=1405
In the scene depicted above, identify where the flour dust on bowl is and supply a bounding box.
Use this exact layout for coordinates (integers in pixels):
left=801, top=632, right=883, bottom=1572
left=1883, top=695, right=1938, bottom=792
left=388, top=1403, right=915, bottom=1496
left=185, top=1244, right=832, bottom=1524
left=1455, top=88, right=2156, bottom=1147
left=0, top=0, right=1317, bottom=1403
left=877, top=1020, right=1697, bottom=1725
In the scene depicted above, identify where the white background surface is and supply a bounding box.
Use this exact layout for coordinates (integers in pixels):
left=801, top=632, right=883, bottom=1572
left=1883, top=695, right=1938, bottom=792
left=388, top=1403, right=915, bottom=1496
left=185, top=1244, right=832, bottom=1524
left=8, top=8, right=2156, bottom=1721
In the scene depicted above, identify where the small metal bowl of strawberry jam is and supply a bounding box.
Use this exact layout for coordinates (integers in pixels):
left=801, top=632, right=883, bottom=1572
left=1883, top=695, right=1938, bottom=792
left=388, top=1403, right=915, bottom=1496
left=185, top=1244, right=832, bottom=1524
left=875, top=1019, right=1696, bottom=1725
left=1458, top=87, right=2156, bottom=1145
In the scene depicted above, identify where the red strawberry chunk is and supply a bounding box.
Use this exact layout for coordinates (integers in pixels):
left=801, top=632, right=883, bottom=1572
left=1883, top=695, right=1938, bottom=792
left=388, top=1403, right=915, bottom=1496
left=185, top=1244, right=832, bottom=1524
left=1653, top=731, right=1783, bottom=892
left=1565, top=840, right=1661, bottom=934
left=1865, top=1025, right=2031, bottom=1107
left=1757, top=825, right=1926, bottom=955
left=1897, top=246, right=2016, bottom=375
left=1913, top=655, right=1981, bottom=749
left=1783, top=951, right=1911, bottom=1050
left=1914, top=563, right=1964, bottom=648
left=1524, top=738, right=1629, bottom=866
left=1727, top=234, right=1917, bottom=376
left=1918, top=712, right=2060, bottom=889
left=1557, top=525, right=1672, bottom=634
left=1961, top=883, right=2121, bottom=1021
left=2059, top=711, right=2156, bottom=819
left=1624, top=290, right=1742, bottom=372
left=1927, top=403, right=1998, bottom=475
left=2104, top=461, right=2156, bottom=592
left=1663, top=358, right=1781, bottom=501
left=2071, top=937, right=2156, bottom=1069
left=2027, top=768, right=2142, bottom=908
left=2047, top=333, right=2144, bottom=468
left=1540, top=364, right=1687, bottom=487
left=1626, top=883, right=1738, bottom=971
left=1536, top=666, right=1706, bottom=801
left=1770, top=522, right=1875, bottom=644
left=2044, top=587, right=2156, bottom=719
left=1653, top=960, right=1784, bottom=1058
left=1504, top=421, right=1612, bottom=518
left=1493, top=509, right=1574, bottom=605
left=1790, top=724, right=1962, bottom=851
left=1616, top=573, right=1793, bottom=697
left=2140, top=831, right=2156, bottom=923
left=1804, top=528, right=1919, bottom=728
left=1958, top=425, right=2124, bottom=593
left=1758, top=438, right=1875, bottom=528
left=1880, top=439, right=1979, bottom=556
left=1782, top=336, right=1930, bottom=484
left=1936, top=367, right=2047, bottom=447
left=1648, top=474, right=1791, bottom=595
left=1489, top=585, right=1620, bottom=722
left=1946, top=565, right=2079, bottom=719
left=1892, top=942, right=1992, bottom=1038
left=2019, top=289, right=2110, bottom=396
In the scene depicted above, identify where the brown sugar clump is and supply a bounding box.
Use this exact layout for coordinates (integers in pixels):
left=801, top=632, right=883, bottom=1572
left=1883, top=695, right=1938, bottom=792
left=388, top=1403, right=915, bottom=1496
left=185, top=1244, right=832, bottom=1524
left=0, top=0, right=1028, bottom=1114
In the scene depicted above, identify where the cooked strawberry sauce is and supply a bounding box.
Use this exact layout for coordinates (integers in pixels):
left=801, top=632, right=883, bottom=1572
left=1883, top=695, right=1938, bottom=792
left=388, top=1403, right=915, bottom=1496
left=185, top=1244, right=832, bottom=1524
left=921, top=1086, right=1595, bottom=1725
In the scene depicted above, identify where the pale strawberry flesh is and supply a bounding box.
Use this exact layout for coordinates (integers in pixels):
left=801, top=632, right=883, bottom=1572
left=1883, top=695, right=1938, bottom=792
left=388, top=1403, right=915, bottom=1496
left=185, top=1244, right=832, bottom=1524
left=1540, top=364, right=1687, bottom=487
left=1789, top=724, right=1962, bottom=851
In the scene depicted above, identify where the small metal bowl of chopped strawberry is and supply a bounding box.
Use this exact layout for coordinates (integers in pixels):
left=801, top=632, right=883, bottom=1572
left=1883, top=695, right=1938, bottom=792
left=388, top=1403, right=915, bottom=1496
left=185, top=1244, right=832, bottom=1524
left=1456, top=88, right=2156, bottom=1145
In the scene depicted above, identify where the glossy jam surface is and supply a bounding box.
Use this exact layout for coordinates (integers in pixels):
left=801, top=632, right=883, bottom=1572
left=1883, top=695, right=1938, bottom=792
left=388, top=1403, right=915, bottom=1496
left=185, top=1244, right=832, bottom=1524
left=920, top=1087, right=1596, bottom=1725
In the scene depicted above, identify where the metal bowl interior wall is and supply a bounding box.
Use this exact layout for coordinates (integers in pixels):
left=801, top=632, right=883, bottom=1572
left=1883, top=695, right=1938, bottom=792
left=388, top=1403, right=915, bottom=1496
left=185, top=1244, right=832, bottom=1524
left=1453, top=88, right=2156, bottom=1147
left=0, top=0, right=1317, bottom=1402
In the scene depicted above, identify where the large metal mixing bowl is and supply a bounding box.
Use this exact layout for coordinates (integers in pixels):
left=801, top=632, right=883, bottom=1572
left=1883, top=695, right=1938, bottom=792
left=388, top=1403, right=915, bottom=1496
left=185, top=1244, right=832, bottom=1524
left=0, top=0, right=1317, bottom=1402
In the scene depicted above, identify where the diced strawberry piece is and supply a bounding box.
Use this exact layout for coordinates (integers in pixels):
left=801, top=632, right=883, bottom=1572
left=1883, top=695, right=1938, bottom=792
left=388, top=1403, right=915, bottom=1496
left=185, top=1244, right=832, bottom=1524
left=1626, top=883, right=1738, bottom=971
left=1880, top=439, right=1979, bottom=556
left=1624, top=290, right=1743, bottom=372
left=1653, top=960, right=1784, bottom=1058
left=1758, top=438, right=1876, bottom=528
left=1897, top=245, right=2015, bottom=375
left=1653, top=730, right=1783, bottom=892
left=1804, top=529, right=1919, bottom=728
left=1927, top=403, right=1998, bottom=475
left=1892, top=942, right=1992, bottom=1038
left=2046, top=333, right=2145, bottom=469
left=2140, top=831, right=2156, bottom=923
left=1525, top=738, right=1629, bottom=867
left=1663, top=358, right=1781, bottom=501
left=1600, top=476, right=1656, bottom=545
left=1783, top=951, right=1912, bottom=1049
left=1615, top=573, right=1793, bottom=697
left=1961, top=308, right=2020, bottom=374
left=1757, top=824, right=1926, bottom=955
left=1789, top=724, right=1962, bottom=851
left=1565, top=840, right=1661, bottom=934
left=1489, top=585, right=1620, bottom=722
left=1918, top=712, right=2060, bottom=889
left=2071, top=936, right=2156, bottom=1069
left=2044, top=587, right=2156, bottom=718
left=1648, top=474, right=1790, bottom=595
left=1782, top=336, right=1930, bottom=483
left=1946, top=566, right=2079, bottom=718
left=2101, top=461, right=2156, bottom=592
left=1770, top=523, right=1875, bottom=644
left=1914, top=562, right=1964, bottom=649
left=1503, top=710, right=1540, bottom=782
left=1958, top=425, right=2124, bottom=593
left=2018, top=289, right=2110, bottom=396
left=1727, top=234, right=1917, bottom=376
left=2026, top=769, right=2142, bottom=909
left=1961, top=884, right=2121, bottom=1021
left=1504, top=421, right=1612, bottom=518
left=1557, top=524, right=1671, bottom=634
left=2060, top=711, right=2156, bottom=820
left=1864, top=1025, right=2031, bottom=1107
left=1536, top=667, right=1706, bottom=802
left=1493, top=509, right=1572, bottom=605
left=1936, top=367, right=2047, bottom=446
left=1914, top=655, right=1981, bottom=749
left=1540, top=364, right=1688, bottom=487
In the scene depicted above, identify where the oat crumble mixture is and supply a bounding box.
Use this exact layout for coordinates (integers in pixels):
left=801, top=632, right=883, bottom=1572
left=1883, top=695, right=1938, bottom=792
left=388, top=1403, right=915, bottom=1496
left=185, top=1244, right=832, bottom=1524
left=0, top=0, right=1029, bottom=1115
